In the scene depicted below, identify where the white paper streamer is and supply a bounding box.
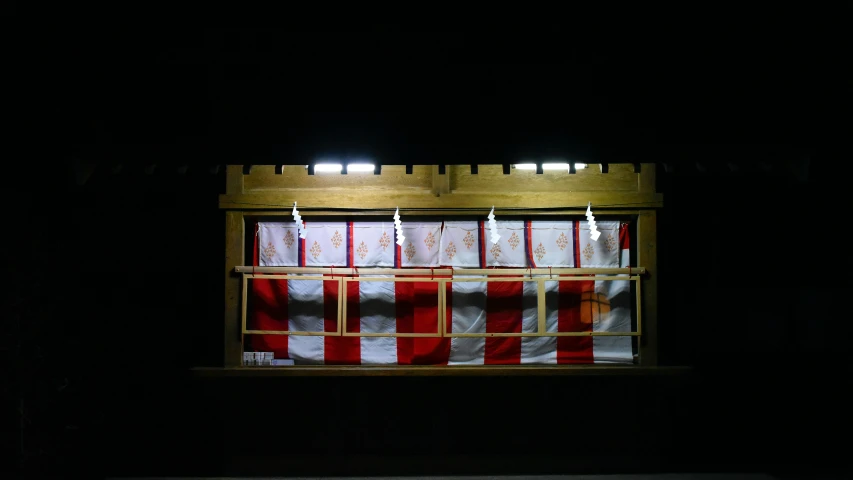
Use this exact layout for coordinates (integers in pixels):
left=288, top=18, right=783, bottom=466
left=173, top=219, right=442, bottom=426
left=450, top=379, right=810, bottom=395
left=292, top=202, right=307, bottom=239
left=586, top=202, right=600, bottom=241
left=393, top=207, right=405, bottom=246
left=487, top=206, right=500, bottom=244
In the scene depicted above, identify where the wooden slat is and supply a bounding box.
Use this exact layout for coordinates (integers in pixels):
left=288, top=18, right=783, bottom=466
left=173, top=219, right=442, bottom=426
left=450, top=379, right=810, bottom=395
left=445, top=332, right=638, bottom=338
left=236, top=266, right=646, bottom=276
left=220, top=191, right=663, bottom=210
left=537, top=278, right=546, bottom=335
left=243, top=165, right=433, bottom=193
left=243, top=330, right=341, bottom=336
left=449, top=163, right=639, bottom=193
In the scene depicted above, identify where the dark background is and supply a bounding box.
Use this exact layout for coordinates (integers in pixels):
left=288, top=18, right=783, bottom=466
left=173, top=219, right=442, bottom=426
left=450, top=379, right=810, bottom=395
left=5, top=17, right=851, bottom=480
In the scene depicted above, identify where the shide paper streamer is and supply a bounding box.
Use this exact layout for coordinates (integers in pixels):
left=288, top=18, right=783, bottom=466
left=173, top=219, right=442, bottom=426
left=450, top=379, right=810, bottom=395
left=488, top=206, right=500, bottom=245
left=586, top=202, right=600, bottom=241
left=393, top=207, right=405, bottom=246
left=292, top=202, right=307, bottom=239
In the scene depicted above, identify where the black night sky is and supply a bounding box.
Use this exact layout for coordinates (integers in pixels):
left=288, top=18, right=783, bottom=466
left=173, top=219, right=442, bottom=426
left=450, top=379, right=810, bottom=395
left=5, top=15, right=852, bottom=480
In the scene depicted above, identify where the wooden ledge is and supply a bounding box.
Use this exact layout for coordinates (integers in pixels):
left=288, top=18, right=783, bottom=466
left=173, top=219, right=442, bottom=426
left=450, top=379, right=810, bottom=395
left=219, top=192, right=664, bottom=210
left=191, top=365, right=692, bottom=377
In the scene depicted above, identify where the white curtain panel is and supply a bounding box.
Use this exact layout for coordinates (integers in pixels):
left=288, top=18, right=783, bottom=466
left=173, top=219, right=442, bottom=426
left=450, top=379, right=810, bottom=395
left=529, top=221, right=575, bottom=267
left=303, top=222, right=348, bottom=267
left=399, top=222, right=442, bottom=267
left=439, top=221, right=481, bottom=267
left=483, top=220, right=528, bottom=267
left=258, top=222, right=300, bottom=266
left=578, top=220, right=620, bottom=267
left=352, top=222, right=395, bottom=267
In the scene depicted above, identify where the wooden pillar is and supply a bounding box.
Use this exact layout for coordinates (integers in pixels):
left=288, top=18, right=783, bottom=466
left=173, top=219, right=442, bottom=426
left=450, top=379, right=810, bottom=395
left=223, top=165, right=246, bottom=367
left=224, top=211, right=244, bottom=366
left=637, top=163, right=659, bottom=366
left=637, top=209, right=658, bottom=366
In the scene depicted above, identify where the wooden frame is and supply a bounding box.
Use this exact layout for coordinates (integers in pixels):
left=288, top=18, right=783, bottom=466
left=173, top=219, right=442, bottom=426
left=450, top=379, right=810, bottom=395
left=442, top=275, right=641, bottom=338
left=221, top=163, right=662, bottom=369
left=240, top=272, right=641, bottom=340
left=341, top=277, right=443, bottom=338
left=241, top=274, right=343, bottom=336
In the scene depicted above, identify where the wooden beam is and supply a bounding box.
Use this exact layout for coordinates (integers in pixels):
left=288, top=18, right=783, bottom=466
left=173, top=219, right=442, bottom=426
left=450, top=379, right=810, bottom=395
left=219, top=192, right=663, bottom=210
left=235, top=266, right=646, bottom=276
left=224, top=211, right=245, bottom=366
left=235, top=209, right=644, bottom=216
left=637, top=210, right=658, bottom=366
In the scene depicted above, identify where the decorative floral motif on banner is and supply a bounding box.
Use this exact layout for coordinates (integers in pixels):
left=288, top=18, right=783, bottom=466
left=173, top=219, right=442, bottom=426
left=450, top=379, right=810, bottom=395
left=424, top=231, right=436, bottom=251
left=331, top=230, right=343, bottom=249
left=263, top=241, right=276, bottom=259
left=556, top=232, right=569, bottom=251
left=534, top=242, right=546, bottom=262
left=357, top=241, right=369, bottom=260
left=379, top=231, right=391, bottom=250
left=463, top=231, right=475, bottom=249
left=283, top=230, right=295, bottom=249
left=445, top=241, right=457, bottom=260
left=508, top=232, right=520, bottom=250
left=605, top=233, right=617, bottom=252
left=490, top=242, right=502, bottom=259
left=583, top=242, right=595, bottom=261
left=405, top=242, right=416, bottom=261
left=310, top=241, right=322, bottom=259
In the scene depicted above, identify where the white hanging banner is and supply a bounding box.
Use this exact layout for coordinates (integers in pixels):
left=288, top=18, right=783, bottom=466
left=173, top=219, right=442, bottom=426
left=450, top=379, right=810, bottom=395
left=352, top=222, right=395, bottom=267
left=528, top=221, right=575, bottom=267
left=257, top=222, right=300, bottom=266
left=578, top=220, right=620, bottom=267
left=483, top=220, right=527, bottom=267
left=439, top=221, right=481, bottom=267
left=303, top=222, right=348, bottom=267
left=400, top=222, right=442, bottom=267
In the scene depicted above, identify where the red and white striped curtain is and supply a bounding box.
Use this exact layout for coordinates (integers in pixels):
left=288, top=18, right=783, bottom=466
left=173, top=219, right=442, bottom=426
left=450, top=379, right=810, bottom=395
left=250, top=219, right=634, bottom=364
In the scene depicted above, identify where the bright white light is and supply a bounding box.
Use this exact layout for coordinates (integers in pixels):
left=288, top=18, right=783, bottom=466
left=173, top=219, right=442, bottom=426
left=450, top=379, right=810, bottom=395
left=514, top=162, right=587, bottom=170
left=313, top=163, right=343, bottom=172
left=346, top=163, right=375, bottom=172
